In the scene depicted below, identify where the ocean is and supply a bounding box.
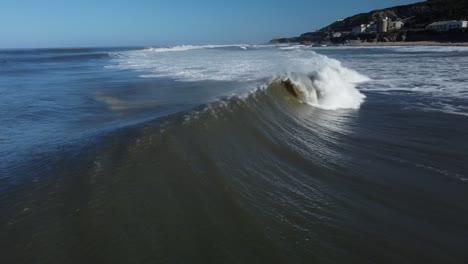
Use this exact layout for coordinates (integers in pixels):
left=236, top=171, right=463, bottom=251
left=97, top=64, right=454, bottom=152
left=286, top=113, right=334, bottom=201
left=1, top=45, right=467, bottom=263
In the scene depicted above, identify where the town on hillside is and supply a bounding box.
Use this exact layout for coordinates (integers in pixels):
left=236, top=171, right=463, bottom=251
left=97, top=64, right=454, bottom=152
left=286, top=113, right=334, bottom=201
left=271, top=0, right=468, bottom=45
left=272, top=19, right=468, bottom=46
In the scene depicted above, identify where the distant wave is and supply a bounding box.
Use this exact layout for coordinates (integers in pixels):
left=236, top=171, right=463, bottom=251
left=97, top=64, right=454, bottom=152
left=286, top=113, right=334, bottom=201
left=278, top=45, right=306, bottom=50
left=31, top=53, right=111, bottom=63
left=143, top=44, right=261, bottom=53
left=0, top=48, right=97, bottom=55
left=0, top=53, right=111, bottom=64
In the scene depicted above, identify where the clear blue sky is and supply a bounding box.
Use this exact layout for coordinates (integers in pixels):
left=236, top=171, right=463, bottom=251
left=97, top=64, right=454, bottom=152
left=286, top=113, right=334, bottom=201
left=0, top=0, right=422, bottom=48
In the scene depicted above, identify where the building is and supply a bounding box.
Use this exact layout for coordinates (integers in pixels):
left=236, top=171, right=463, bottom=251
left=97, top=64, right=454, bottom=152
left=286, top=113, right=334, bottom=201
left=352, top=24, right=367, bottom=35
left=378, top=18, right=389, bottom=33
left=377, top=18, right=404, bottom=32
left=365, top=22, right=378, bottom=33
left=388, top=21, right=404, bottom=31
left=352, top=23, right=378, bottom=35
left=426, top=21, right=468, bottom=31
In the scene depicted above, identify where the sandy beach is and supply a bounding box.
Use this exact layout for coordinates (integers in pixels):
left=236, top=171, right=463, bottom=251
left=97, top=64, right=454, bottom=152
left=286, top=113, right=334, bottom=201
left=355, top=41, right=468, bottom=47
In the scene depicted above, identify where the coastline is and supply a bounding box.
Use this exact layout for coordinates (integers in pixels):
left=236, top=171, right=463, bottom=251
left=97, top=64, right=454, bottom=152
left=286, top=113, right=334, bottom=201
left=351, top=41, right=468, bottom=47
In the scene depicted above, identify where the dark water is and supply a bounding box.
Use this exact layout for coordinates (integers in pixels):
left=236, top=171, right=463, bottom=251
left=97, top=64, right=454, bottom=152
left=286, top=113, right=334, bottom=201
left=1, top=45, right=467, bottom=263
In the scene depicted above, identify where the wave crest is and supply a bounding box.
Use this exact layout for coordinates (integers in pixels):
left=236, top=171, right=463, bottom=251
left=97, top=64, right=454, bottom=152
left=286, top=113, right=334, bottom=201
left=279, top=64, right=368, bottom=110
left=110, top=47, right=369, bottom=110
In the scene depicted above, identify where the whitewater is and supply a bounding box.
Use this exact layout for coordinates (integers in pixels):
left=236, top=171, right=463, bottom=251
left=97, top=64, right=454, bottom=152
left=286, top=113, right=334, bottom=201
left=108, top=45, right=369, bottom=110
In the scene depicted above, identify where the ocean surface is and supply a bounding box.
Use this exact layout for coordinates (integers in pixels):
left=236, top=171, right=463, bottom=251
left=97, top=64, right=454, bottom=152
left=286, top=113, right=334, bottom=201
left=1, top=45, right=467, bottom=263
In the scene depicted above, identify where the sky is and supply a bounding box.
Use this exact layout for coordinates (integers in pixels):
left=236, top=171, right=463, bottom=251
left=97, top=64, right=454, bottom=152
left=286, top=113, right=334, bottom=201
left=0, top=0, right=423, bottom=48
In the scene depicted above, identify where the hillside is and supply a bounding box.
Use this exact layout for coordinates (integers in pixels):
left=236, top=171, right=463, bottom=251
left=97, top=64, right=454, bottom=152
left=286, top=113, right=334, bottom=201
left=271, top=0, right=468, bottom=44
left=321, top=0, right=468, bottom=32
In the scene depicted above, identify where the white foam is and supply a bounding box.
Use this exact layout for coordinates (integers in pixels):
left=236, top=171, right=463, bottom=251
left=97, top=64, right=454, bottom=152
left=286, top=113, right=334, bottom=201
left=285, top=56, right=368, bottom=110
left=278, top=45, right=306, bottom=50
left=143, top=44, right=255, bottom=53
left=108, top=46, right=369, bottom=110
left=145, top=45, right=204, bottom=52
left=341, top=45, right=468, bottom=116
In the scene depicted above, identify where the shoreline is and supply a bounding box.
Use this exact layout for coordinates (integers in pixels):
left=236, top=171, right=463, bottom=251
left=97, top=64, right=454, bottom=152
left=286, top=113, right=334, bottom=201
left=352, top=41, right=468, bottom=47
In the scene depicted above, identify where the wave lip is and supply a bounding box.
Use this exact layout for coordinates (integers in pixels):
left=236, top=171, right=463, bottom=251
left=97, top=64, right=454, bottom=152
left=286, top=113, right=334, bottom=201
left=283, top=60, right=368, bottom=110
left=273, top=71, right=367, bottom=110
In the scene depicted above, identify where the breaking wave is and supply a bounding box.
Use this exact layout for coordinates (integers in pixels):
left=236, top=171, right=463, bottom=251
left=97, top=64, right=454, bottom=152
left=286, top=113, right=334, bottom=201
left=275, top=70, right=367, bottom=110
left=109, top=47, right=369, bottom=110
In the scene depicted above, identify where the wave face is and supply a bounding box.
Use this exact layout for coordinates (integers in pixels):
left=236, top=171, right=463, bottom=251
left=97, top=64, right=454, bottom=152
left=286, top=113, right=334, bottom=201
left=1, top=45, right=468, bottom=264
left=1, top=81, right=370, bottom=263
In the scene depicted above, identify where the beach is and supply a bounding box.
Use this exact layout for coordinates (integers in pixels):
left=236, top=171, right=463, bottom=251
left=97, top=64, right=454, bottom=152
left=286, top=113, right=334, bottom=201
left=355, top=41, right=468, bottom=46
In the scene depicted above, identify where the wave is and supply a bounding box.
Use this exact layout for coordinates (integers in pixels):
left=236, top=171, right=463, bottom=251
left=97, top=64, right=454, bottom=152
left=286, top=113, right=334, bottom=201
left=0, top=53, right=111, bottom=64
left=6, top=65, right=465, bottom=262
left=3, top=44, right=467, bottom=263
left=278, top=45, right=306, bottom=50
left=0, top=48, right=98, bottom=55
left=52, top=67, right=377, bottom=261
left=143, top=44, right=255, bottom=53
left=31, top=53, right=111, bottom=62
left=277, top=71, right=367, bottom=110
left=110, top=47, right=369, bottom=110
left=234, top=72, right=366, bottom=111
left=2, top=64, right=350, bottom=262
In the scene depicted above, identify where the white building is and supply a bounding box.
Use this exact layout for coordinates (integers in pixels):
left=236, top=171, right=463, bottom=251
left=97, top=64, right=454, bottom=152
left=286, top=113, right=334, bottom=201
left=378, top=18, right=404, bottom=32
left=426, top=21, right=468, bottom=31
